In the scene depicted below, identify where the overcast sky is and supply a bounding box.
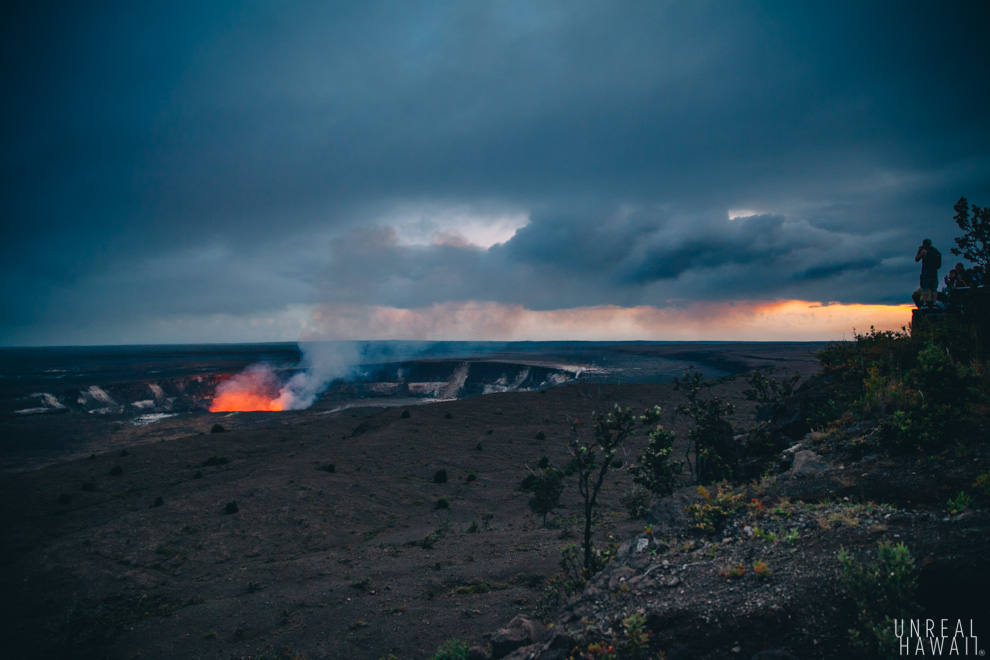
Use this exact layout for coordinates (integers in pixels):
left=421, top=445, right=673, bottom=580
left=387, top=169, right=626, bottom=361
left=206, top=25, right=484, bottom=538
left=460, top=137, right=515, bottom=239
left=3, top=1, right=989, bottom=345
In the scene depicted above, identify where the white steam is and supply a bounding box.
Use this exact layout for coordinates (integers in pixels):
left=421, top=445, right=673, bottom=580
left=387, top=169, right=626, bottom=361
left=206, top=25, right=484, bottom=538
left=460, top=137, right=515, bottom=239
left=273, top=341, right=363, bottom=410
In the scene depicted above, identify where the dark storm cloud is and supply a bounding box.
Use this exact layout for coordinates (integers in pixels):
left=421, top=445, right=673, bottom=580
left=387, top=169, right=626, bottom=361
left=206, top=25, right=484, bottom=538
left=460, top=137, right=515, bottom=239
left=2, top=1, right=989, bottom=344
left=318, top=208, right=904, bottom=310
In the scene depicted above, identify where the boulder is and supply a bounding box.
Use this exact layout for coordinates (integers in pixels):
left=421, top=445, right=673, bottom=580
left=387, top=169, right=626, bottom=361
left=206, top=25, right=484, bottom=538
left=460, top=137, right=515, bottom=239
left=788, top=450, right=827, bottom=478
left=648, top=489, right=703, bottom=530
left=491, top=615, right=548, bottom=659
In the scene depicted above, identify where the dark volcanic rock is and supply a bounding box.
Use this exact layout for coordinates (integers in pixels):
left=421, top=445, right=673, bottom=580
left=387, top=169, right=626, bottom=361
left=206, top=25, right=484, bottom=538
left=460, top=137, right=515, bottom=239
left=491, top=615, right=548, bottom=658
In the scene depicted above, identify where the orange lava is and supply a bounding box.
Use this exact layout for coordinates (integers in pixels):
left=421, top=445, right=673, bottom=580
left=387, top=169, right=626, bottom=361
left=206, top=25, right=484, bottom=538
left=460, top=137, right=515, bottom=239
left=209, top=366, right=284, bottom=412
left=209, top=391, right=283, bottom=412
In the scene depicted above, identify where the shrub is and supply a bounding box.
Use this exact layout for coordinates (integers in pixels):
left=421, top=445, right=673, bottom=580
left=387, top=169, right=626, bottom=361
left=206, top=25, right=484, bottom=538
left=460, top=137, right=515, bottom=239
left=974, top=472, right=990, bottom=503
left=430, top=639, right=469, bottom=660
left=839, top=541, right=918, bottom=659
left=316, top=463, right=336, bottom=473
left=685, top=483, right=744, bottom=533
left=466, top=472, right=476, bottom=483
left=81, top=481, right=96, bottom=492
left=620, top=486, right=653, bottom=519
left=948, top=491, right=972, bottom=515
left=567, top=405, right=644, bottom=575
left=400, top=409, right=411, bottom=419
left=675, top=369, right=737, bottom=483
left=107, top=465, right=123, bottom=477
left=193, top=470, right=203, bottom=479
left=202, top=456, right=229, bottom=467
left=224, top=501, right=239, bottom=515
left=434, top=497, right=450, bottom=510
left=210, top=424, right=225, bottom=434
left=432, top=468, right=448, bottom=484
left=527, top=463, right=564, bottom=524
left=151, top=496, right=164, bottom=508
left=630, top=424, right=681, bottom=497
left=745, top=369, right=800, bottom=405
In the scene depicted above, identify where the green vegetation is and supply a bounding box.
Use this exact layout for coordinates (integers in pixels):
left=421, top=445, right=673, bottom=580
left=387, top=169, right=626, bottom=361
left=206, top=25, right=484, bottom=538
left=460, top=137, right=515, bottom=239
left=745, top=368, right=800, bottom=405
left=629, top=423, right=681, bottom=498
left=952, top=196, right=990, bottom=269
left=567, top=405, right=652, bottom=575
left=675, top=369, right=737, bottom=483
left=519, top=457, right=565, bottom=523
left=224, top=500, right=239, bottom=515
left=620, top=485, right=652, bottom=519
left=810, top=324, right=983, bottom=454
left=429, top=639, right=469, bottom=660
left=948, top=491, right=973, bottom=515
left=316, top=463, right=336, bottom=473
left=201, top=456, right=229, bottom=467
left=685, top=483, right=745, bottom=533
left=432, top=468, right=448, bottom=483
left=839, top=541, right=918, bottom=659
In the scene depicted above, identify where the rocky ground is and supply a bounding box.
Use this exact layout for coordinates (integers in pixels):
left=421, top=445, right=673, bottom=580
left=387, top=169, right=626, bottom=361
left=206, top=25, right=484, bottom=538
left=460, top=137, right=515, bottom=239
left=1, top=344, right=987, bottom=659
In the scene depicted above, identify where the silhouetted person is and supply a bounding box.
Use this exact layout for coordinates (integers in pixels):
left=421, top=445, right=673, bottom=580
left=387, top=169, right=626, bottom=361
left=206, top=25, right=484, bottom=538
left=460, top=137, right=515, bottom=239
left=953, top=263, right=972, bottom=288
left=972, top=265, right=984, bottom=287
left=915, top=239, right=941, bottom=308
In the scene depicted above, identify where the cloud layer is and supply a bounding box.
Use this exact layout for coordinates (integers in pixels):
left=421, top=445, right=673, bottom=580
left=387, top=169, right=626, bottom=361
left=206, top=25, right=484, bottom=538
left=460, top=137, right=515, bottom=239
left=2, top=1, right=988, bottom=344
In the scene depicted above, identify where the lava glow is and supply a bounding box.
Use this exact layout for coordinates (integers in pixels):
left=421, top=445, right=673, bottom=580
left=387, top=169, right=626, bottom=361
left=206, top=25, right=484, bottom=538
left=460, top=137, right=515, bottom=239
left=209, top=365, right=284, bottom=412
left=209, top=390, right=283, bottom=412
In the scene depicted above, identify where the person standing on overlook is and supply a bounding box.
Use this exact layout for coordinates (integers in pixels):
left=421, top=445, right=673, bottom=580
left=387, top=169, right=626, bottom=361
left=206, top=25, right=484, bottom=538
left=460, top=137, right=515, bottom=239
left=915, top=238, right=941, bottom=309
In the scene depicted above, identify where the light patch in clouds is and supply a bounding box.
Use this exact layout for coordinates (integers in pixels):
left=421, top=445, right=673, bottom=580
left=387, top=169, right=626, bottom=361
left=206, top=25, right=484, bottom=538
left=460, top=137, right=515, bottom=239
left=385, top=204, right=530, bottom=248
left=727, top=209, right=767, bottom=220
left=306, top=300, right=913, bottom=342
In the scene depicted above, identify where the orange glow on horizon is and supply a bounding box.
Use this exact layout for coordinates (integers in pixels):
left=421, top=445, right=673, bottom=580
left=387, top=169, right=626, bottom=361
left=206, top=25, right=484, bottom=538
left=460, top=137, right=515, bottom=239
left=306, top=299, right=916, bottom=342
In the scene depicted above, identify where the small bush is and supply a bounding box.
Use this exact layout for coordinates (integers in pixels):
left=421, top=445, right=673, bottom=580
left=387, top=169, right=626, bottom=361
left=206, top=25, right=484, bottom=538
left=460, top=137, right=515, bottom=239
left=81, top=481, right=96, bottom=492
left=151, top=496, right=164, bottom=508
left=119, top=449, right=129, bottom=457
left=466, top=472, right=476, bottom=483
left=685, top=483, right=745, bottom=533
left=444, top=411, right=452, bottom=419
left=316, top=463, right=336, bottom=473
left=974, top=472, right=990, bottom=504
left=948, top=491, right=972, bottom=515
left=210, top=424, right=226, bottom=434
left=620, top=486, right=653, bottom=519
left=193, top=470, right=203, bottom=479
left=400, top=410, right=411, bottom=419
left=839, top=541, right=918, bottom=658
left=434, top=497, right=450, bottom=510
left=224, top=501, right=239, bottom=515
left=107, top=465, right=123, bottom=477
left=430, top=639, right=469, bottom=660
left=202, top=456, right=229, bottom=467
left=432, top=468, right=448, bottom=484
left=630, top=425, right=681, bottom=497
